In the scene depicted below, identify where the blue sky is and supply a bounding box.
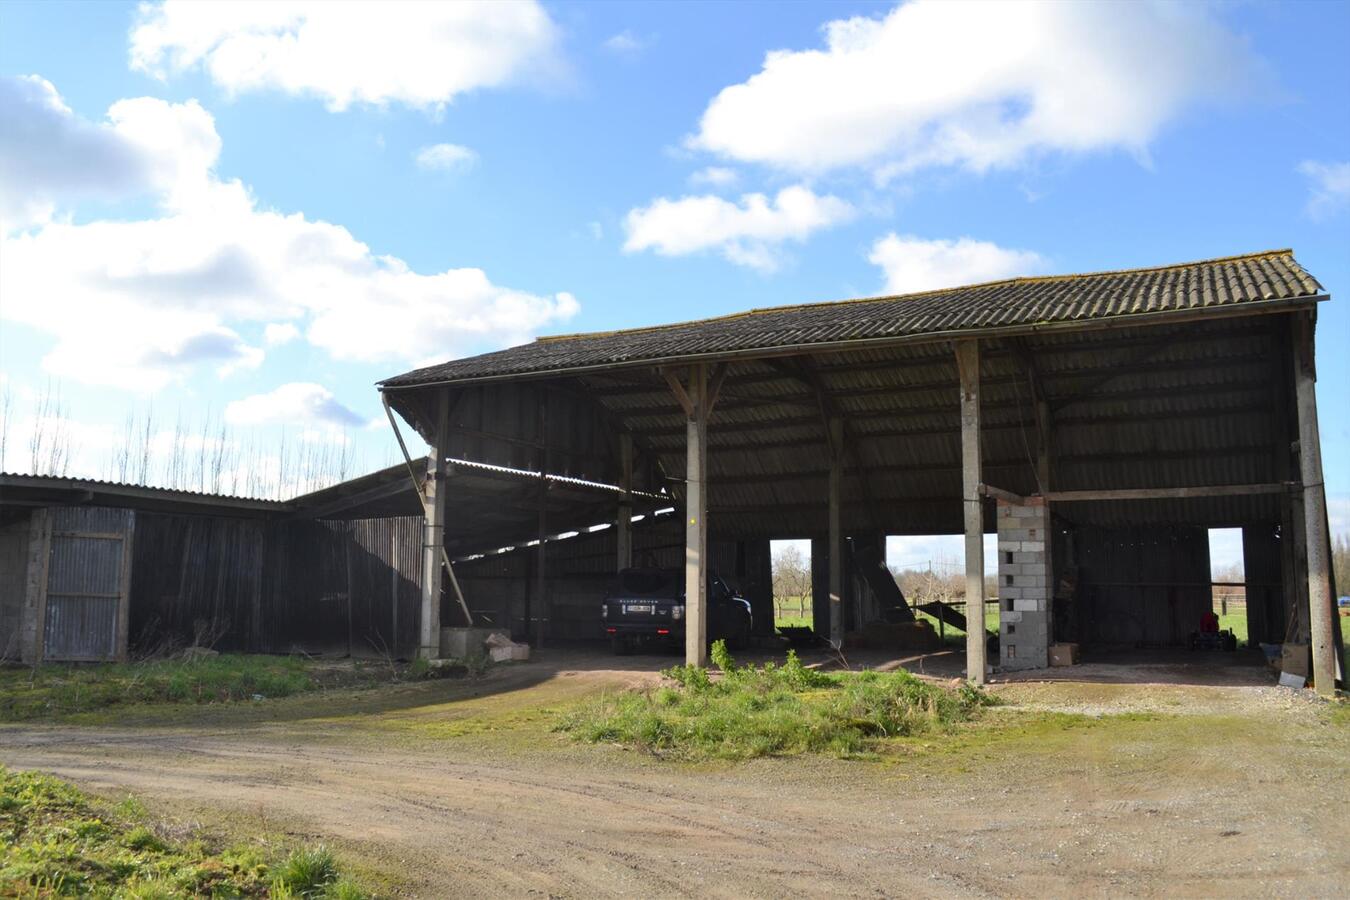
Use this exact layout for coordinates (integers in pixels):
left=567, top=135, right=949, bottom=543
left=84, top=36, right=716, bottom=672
left=0, top=1, right=1347, bottom=568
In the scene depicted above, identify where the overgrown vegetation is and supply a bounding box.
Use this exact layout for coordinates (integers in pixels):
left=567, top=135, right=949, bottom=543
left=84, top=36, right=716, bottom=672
left=0, top=766, right=368, bottom=898
left=0, top=654, right=458, bottom=722
left=558, top=640, right=996, bottom=759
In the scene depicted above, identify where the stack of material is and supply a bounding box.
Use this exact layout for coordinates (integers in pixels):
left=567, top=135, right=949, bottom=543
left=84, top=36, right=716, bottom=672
left=484, top=632, right=530, bottom=663
left=1048, top=643, right=1080, bottom=666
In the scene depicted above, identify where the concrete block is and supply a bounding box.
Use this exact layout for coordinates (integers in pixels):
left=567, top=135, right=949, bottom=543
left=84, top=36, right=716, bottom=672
left=1000, top=586, right=1023, bottom=600
left=1013, top=597, right=1040, bottom=613
left=440, top=627, right=508, bottom=659
left=998, top=541, right=1022, bottom=552
left=1002, top=610, right=1023, bottom=624
left=1020, top=541, right=1044, bottom=552
left=1012, top=551, right=1040, bottom=564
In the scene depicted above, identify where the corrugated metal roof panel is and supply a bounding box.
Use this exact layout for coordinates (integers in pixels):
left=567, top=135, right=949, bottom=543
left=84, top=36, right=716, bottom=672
left=381, top=250, right=1323, bottom=388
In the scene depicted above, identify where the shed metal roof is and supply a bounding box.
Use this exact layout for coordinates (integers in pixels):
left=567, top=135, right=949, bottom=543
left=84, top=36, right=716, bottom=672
left=380, top=249, right=1323, bottom=388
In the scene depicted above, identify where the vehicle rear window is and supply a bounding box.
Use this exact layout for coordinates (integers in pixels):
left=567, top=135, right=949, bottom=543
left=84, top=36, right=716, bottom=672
left=618, top=569, right=680, bottom=596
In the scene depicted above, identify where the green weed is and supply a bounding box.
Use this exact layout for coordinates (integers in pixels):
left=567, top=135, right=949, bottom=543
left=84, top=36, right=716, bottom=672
left=0, top=765, right=370, bottom=898
left=558, top=640, right=995, bottom=760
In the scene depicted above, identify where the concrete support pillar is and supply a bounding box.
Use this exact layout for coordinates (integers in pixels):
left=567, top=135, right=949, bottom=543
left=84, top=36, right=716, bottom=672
left=1293, top=313, right=1336, bottom=696
left=997, top=497, right=1052, bottom=670
left=418, top=394, right=449, bottom=660
left=616, top=433, right=633, bottom=572
left=684, top=365, right=710, bottom=667
left=956, top=340, right=987, bottom=684
left=828, top=417, right=844, bottom=648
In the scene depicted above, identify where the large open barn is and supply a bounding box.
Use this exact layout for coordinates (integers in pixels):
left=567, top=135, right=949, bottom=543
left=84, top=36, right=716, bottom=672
left=2, top=250, right=1342, bottom=695
left=379, top=249, right=1342, bottom=693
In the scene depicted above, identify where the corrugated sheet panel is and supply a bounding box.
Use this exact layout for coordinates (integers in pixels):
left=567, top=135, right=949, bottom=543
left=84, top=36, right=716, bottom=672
left=43, top=507, right=133, bottom=661
left=382, top=250, right=1321, bottom=387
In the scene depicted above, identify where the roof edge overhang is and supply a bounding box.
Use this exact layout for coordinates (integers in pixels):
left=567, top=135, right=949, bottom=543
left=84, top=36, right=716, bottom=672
left=378, top=293, right=1328, bottom=393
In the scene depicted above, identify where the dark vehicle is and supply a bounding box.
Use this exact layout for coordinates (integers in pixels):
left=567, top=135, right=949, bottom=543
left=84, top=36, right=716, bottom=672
left=602, top=567, right=752, bottom=654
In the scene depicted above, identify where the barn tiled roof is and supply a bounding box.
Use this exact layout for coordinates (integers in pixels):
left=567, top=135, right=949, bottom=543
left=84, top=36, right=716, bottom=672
left=380, top=249, right=1323, bottom=388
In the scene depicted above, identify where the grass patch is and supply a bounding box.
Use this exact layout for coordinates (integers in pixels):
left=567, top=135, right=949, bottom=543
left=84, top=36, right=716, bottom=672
left=0, top=766, right=368, bottom=898
left=0, top=655, right=451, bottom=722
left=557, top=640, right=996, bottom=760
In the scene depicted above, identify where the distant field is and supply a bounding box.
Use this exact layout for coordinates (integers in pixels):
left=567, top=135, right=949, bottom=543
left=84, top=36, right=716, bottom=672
left=775, top=595, right=1350, bottom=648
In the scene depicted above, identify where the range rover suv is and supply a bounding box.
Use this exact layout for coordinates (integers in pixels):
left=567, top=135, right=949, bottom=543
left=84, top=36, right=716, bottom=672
left=602, top=567, right=752, bottom=654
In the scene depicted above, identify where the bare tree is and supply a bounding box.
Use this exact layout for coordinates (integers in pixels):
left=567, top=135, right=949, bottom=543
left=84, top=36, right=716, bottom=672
left=0, top=380, right=11, bottom=472
left=28, top=381, right=72, bottom=476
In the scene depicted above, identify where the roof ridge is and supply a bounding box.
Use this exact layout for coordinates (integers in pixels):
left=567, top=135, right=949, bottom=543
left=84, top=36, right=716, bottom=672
left=535, top=248, right=1298, bottom=345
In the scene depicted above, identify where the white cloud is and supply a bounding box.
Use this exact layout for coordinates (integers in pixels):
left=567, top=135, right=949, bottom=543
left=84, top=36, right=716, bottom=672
left=688, top=166, right=738, bottom=188
left=0, top=75, right=217, bottom=230
left=689, top=0, right=1264, bottom=179
left=414, top=143, right=477, bottom=173
left=0, top=78, right=581, bottom=390
left=604, top=30, right=646, bottom=56
left=623, top=185, right=854, bottom=271
left=1298, top=160, right=1350, bottom=220
left=868, top=234, right=1046, bottom=294
left=263, top=323, right=300, bottom=346
left=225, top=382, right=362, bottom=428
left=129, top=0, right=559, bottom=111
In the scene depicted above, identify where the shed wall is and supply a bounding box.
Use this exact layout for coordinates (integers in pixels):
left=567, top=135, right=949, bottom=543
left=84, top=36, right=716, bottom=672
left=0, top=516, right=30, bottom=660
left=128, top=513, right=423, bottom=658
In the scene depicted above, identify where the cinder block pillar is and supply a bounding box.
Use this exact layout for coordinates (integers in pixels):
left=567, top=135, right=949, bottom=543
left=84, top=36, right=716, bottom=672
left=997, top=496, right=1052, bottom=670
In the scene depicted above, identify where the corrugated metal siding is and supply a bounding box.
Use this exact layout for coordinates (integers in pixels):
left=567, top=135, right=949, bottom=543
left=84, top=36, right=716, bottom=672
left=43, top=507, right=133, bottom=661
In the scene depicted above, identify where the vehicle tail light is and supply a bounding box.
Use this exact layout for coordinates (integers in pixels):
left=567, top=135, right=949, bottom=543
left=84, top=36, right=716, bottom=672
left=671, top=604, right=685, bottom=620
left=656, top=629, right=670, bottom=635
left=601, top=604, right=607, bottom=619
left=606, top=627, right=617, bottom=634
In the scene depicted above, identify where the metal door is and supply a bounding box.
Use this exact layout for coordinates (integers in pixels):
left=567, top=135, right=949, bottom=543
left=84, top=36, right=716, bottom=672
left=41, top=508, right=134, bottom=661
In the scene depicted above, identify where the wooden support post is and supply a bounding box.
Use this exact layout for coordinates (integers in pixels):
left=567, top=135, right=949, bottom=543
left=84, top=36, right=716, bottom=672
left=536, top=474, right=547, bottom=647
left=828, top=417, right=844, bottom=648
left=536, top=398, right=549, bottom=647
left=956, top=340, right=987, bottom=685
left=617, top=432, right=633, bottom=572
left=683, top=364, right=709, bottom=667
left=1293, top=314, right=1336, bottom=696
left=418, top=393, right=449, bottom=660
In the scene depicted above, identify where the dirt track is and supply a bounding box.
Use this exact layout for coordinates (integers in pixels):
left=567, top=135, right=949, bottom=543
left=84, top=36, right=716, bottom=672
left=2, top=654, right=1346, bottom=898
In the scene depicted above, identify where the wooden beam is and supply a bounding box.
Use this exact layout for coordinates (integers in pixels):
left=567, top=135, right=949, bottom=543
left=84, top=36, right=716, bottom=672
left=955, top=339, right=986, bottom=685
left=1045, top=483, right=1289, bottom=503
left=685, top=364, right=709, bottom=667
left=535, top=397, right=549, bottom=647
left=828, top=417, right=844, bottom=648
left=617, top=432, right=633, bottom=572
left=662, top=368, right=695, bottom=418
left=1293, top=312, right=1336, bottom=696
left=980, top=483, right=1027, bottom=504
left=705, top=362, right=730, bottom=415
